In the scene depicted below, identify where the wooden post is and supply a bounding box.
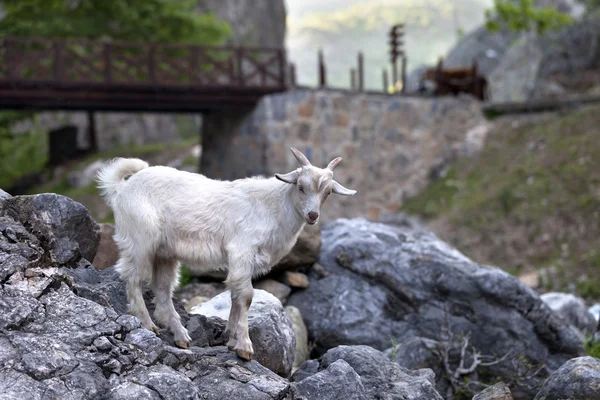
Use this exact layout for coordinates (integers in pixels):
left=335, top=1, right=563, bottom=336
left=357, top=52, right=364, bottom=92
left=401, top=56, right=407, bottom=94
left=289, top=63, right=297, bottom=87
left=350, top=69, right=356, bottom=90
left=278, top=49, right=286, bottom=88
left=87, top=111, right=98, bottom=153
left=148, top=44, right=156, bottom=83
left=236, top=48, right=245, bottom=86
left=392, top=58, right=398, bottom=89
left=54, top=41, right=64, bottom=80
left=103, top=43, right=112, bottom=82
left=318, top=49, right=326, bottom=88
left=383, top=68, right=389, bottom=93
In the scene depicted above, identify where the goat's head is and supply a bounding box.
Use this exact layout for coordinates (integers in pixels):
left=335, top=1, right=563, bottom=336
left=275, top=147, right=356, bottom=225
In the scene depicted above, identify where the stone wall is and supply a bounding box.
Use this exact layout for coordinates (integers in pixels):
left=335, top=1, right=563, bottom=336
left=201, top=89, right=488, bottom=221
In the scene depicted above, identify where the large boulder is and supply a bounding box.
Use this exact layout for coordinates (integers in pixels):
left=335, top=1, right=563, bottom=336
left=534, top=356, right=600, bottom=400
left=541, top=292, right=597, bottom=336
left=294, top=359, right=367, bottom=400
left=287, top=218, right=584, bottom=399
left=1, top=193, right=100, bottom=264
left=294, top=345, right=442, bottom=400
left=190, top=289, right=296, bottom=377
left=473, top=382, right=514, bottom=400
left=0, top=196, right=299, bottom=400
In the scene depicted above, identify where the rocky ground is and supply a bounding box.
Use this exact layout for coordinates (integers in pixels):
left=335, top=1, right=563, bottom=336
left=1, top=189, right=600, bottom=399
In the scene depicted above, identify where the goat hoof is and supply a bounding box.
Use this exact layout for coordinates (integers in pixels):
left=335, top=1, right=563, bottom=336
left=234, top=345, right=253, bottom=361
left=227, top=338, right=237, bottom=351
left=146, top=325, right=160, bottom=335
left=175, top=340, right=190, bottom=349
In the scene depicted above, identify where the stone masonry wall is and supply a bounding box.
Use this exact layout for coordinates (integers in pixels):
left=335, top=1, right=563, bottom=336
left=201, top=89, right=489, bottom=221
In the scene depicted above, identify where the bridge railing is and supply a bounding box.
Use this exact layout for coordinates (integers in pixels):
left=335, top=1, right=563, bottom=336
left=0, top=37, right=286, bottom=90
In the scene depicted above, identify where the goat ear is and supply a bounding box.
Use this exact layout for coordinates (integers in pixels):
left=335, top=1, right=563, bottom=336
left=275, top=170, right=299, bottom=184
left=290, top=147, right=311, bottom=167
left=332, top=180, right=356, bottom=196
left=327, top=157, right=342, bottom=171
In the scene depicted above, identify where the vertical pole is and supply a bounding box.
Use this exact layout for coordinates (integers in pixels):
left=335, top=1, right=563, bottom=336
left=87, top=111, right=98, bottom=153
left=318, top=49, right=326, bottom=88
left=278, top=49, right=286, bottom=88
left=148, top=44, right=156, bottom=83
left=357, top=52, right=364, bottom=92
left=401, top=56, right=407, bottom=94
left=54, top=41, right=64, bottom=80
left=383, top=68, right=389, bottom=93
left=392, top=58, right=398, bottom=90
left=289, top=63, right=297, bottom=87
left=350, top=69, right=356, bottom=90
left=103, top=43, right=112, bottom=83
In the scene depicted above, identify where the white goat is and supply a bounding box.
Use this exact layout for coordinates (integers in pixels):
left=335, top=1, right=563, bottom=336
left=96, top=148, right=355, bottom=360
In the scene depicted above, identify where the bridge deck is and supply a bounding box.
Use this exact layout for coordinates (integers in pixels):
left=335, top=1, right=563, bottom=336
left=0, top=37, right=287, bottom=112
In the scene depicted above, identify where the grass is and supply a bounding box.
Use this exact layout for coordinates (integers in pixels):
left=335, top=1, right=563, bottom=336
left=401, top=105, right=600, bottom=299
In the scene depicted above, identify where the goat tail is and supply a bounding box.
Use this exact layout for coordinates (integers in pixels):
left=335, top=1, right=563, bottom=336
left=97, top=158, right=149, bottom=206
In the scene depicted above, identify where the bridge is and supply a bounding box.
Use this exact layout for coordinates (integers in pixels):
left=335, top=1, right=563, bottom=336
left=0, top=37, right=287, bottom=112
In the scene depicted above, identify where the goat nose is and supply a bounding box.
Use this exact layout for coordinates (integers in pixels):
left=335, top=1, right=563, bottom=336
left=308, top=211, right=318, bottom=221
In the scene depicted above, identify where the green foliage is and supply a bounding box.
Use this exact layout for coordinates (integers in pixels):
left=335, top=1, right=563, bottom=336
left=178, top=266, right=194, bottom=289
left=485, top=0, right=573, bottom=35
left=0, top=0, right=230, bottom=45
left=400, top=104, right=600, bottom=299
left=0, top=112, right=48, bottom=189
left=585, top=337, right=600, bottom=359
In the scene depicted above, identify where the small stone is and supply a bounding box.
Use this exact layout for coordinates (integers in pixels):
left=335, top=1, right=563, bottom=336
left=104, top=358, right=122, bottom=374
left=116, top=315, right=141, bottom=332
left=285, top=306, right=309, bottom=372
left=309, top=262, right=329, bottom=279
left=282, top=271, right=309, bottom=289
left=125, top=329, right=162, bottom=352
left=518, top=271, right=539, bottom=289
left=254, top=279, right=291, bottom=304
left=184, top=296, right=211, bottom=312
left=93, top=336, right=113, bottom=352
left=473, top=382, right=513, bottom=400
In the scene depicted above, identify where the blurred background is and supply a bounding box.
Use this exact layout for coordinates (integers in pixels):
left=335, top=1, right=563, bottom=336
left=0, top=0, right=599, bottom=304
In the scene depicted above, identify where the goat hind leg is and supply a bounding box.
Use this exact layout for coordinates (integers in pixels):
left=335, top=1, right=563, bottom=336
left=117, top=254, right=158, bottom=334
left=152, top=258, right=191, bottom=348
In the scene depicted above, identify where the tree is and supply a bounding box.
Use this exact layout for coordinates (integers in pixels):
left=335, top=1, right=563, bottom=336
left=485, top=0, right=573, bottom=35
left=0, top=0, right=230, bottom=45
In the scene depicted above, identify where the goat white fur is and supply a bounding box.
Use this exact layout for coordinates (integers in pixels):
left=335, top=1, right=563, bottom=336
left=97, top=147, right=355, bottom=360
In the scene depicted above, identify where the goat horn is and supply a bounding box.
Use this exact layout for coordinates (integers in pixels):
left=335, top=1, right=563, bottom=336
left=290, top=147, right=311, bottom=167
left=327, top=157, right=342, bottom=171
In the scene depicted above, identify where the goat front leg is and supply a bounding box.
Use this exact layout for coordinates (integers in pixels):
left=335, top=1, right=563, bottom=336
left=225, top=266, right=254, bottom=360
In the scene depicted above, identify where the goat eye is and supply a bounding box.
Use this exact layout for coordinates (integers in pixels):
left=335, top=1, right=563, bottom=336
left=298, top=185, right=304, bottom=193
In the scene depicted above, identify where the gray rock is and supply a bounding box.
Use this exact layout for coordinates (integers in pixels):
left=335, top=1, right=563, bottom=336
left=290, top=359, right=319, bottom=382
left=1, top=193, right=100, bottom=264
left=287, top=218, right=584, bottom=399
left=106, top=382, right=162, bottom=400
left=255, top=279, right=292, bottom=303
left=190, top=289, right=296, bottom=377
left=1, top=192, right=309, bottom=400
left=534, top=356, right=600, bottom=400
left=318, top=345, right=442, bottom=400
left=0, top=188, right=10, bottom=199
left=541, top=292, right=597, bottom=335
left=384, top=336, right=441, bottom=373
left=473, top=382, right=514, bottom=400
left=285, top=306, right=309, bottom=372
left=444, top=25, right=521, bottom=78
left=294, top=359, right=367, bottom=400
left=488, top=33, right=543, bottom=102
